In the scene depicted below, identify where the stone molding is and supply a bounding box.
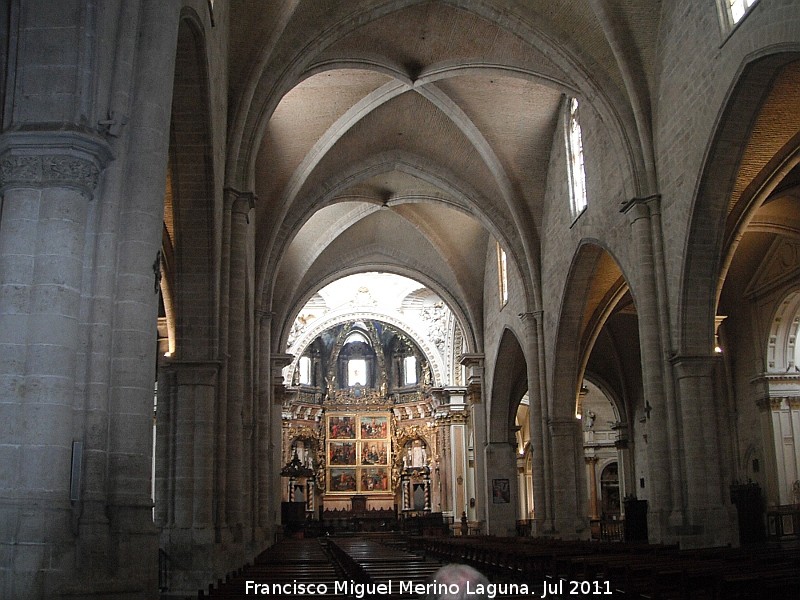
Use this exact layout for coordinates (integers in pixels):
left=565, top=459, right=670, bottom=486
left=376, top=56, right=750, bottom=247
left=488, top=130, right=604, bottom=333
left=0, top=128, right=114, bottom=196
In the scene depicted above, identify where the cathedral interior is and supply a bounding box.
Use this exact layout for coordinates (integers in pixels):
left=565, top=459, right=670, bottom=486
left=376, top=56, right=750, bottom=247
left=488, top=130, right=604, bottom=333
left=1, top=0, right=800, bottom=598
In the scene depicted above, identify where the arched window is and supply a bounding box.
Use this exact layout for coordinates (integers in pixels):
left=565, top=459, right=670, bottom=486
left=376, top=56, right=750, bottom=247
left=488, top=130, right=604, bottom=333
left=566, top=97, right=588, bottom=219
left=403, top=355, right=417, bottom=385
left=348, top=359, right=367, bottom=386
left=298, top=356, right=312, bottom=385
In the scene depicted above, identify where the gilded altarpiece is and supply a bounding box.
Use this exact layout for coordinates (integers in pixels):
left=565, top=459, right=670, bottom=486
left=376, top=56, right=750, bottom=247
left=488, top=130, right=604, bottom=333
left=326, top=412, right=392, bottom=495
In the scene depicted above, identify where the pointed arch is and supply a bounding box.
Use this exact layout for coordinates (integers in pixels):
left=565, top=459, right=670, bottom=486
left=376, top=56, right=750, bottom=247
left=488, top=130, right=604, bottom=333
left=488, top=328, right=528, bottom=444
left=551, top=242, right=631, bottom=422
left=679, top=51, right=800, bottom=356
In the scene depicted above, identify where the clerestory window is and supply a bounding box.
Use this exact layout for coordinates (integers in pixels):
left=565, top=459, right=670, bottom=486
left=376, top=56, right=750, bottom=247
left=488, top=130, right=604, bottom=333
left=497, top=242, right=508, bottom=307
left=728, top=0, right=758, bottom=24
left=566, top=97, right=588, bottom=220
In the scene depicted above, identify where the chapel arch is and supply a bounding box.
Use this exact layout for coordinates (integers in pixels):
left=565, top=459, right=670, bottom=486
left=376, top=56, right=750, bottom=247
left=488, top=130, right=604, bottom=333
left=550, top=242, right=642, bottom=538
left=696, top=56, right=800, bottom=512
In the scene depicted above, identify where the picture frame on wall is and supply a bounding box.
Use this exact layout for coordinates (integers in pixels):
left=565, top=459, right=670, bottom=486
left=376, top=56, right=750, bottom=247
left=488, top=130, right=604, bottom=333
left=492, top=478, right=510, bottom=504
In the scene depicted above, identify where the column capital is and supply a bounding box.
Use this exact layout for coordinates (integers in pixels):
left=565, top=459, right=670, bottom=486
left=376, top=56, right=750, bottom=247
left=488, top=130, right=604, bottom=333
left=459, top=353, right=484, bottom=368
left=620, top=193, right=661, bottom=224
left=224, top=187, right=256, bottom=214
left=670, top=354, right=721, bottom=378
left=271, top=353, right=293, bottom=377
left=518, top=311, right=543, bottom=331
left=0, top=128, right=114, bottom=196
left=549, top=418, right=580, bottom=436
left=166, top=360, right=221, bottom=386
left=255, top=309, right=274, bottom=322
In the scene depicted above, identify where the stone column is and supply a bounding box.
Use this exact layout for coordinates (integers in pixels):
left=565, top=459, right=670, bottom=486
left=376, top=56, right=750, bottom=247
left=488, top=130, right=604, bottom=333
left=100, top=1, right=181, bottom=595
left=671, top=355, right=736, bottom=547
left=223, top=189, right=254, bottom=542
left=520, top=312, right=548, bottom=533
left=177, top=362, right=219, bottom=529
left=620, top=196, right=681, bottom=539
left=0, top=129, right=112, bottom=597
left=549, top=418, right=587, bottom=537
left=614, top=430, right=634, bottom=509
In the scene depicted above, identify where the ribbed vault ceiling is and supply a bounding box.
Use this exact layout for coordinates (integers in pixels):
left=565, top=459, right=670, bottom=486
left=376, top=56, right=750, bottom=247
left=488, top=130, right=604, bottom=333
left=227, top=0, right=662, bottom=349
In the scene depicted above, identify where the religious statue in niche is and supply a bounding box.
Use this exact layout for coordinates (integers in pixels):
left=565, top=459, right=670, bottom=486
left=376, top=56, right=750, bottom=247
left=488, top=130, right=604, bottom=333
left=292, top=439, right=314, bottom=469
left=421, top=361, right=432, bottom=386
left=402, top=439, right=428, bottom=470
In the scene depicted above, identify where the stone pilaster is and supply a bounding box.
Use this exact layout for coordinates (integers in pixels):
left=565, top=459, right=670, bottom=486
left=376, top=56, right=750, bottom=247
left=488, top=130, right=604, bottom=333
left=460, top=353, right=484, bottom=405
left=753, top=372, right=800, bottom=505
left=271, top=354, right=293, bottom=528
left=459, top=354, right=486, bottom=524
left=433, top=389, right=469, bottom=516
